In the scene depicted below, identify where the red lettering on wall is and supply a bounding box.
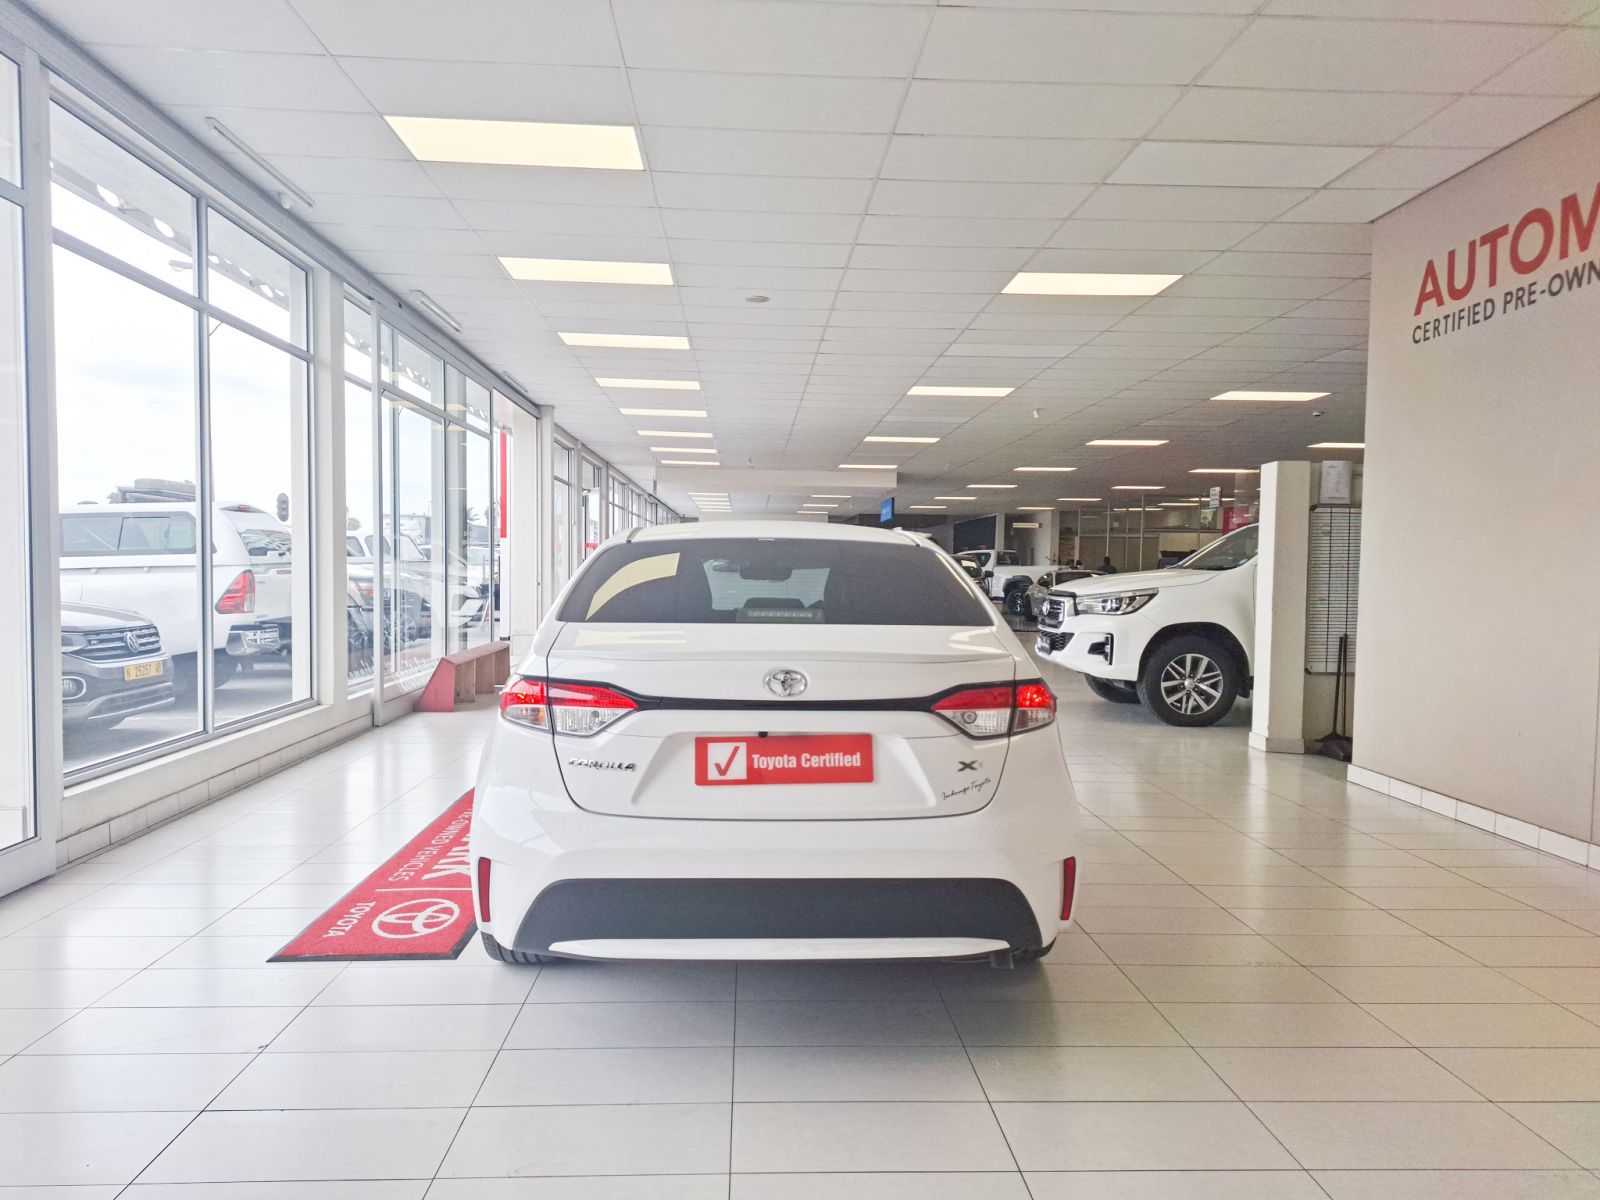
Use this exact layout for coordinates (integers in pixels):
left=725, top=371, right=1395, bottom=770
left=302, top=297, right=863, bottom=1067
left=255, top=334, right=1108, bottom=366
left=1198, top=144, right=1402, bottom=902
left=1413, top=259, right=1444, bottom=316
left=1444, top=244, right=1476, bottom=301
left=1511, top=207, right=1555, bottom=275
left=1478, top=225, right=1509, bottom=289
left=1560, top=183, right=1600, bottom=257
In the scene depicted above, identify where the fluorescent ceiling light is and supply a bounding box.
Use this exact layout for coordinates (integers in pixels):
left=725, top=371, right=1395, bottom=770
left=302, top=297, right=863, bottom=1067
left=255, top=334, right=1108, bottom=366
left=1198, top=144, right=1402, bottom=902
left=1003, top=272, right=1181, bottom=297
left=1013, top=466, right=1077, bottom=473
left=1057, top=497, right=1101, bottom=502
left=802, top=502, right=838, bottom=508
left=649, top=446, right=716, bottom=454
left=1087, top=439, right=1168, bottom=447
left=907, top=386, right=1014, bottom=397
left=598, top=378, right=699, bottom=390
left=1017, top=506, right=1053, bottom=512
left=864, top=435, right=940, bottom=444
left=1189, top=468, right=1259, bottom=475
left=1013, top=522, right=1041, bottom=529
left=637, top=430, right=712, bottom=438
left=967, top=484, right=1016, bottom=490
left=1211, top=390, right=1328, bottom=402
left=619, top=407, right=706, bottom=418
left=839, top=463, right=894, bottom=470
left=811, top=494, right=850, bottom=499
left=660, top=459, right=717, bottom=466
left=501, top=257, right=673, bottom=285
left=794, top=510, right=828, bottom=515
left=385, top=116, right=643, bottom=170
left=1161, top=502, right=1201, bottom=507
left=934, top=496, right=975, bottom=501
left=1112, top=485, right=1164, bottom=491
left=561, top=332, right=690, bottom=350
left=908, top=505, right=947, bottom=510
left=1310, top=442, right=1365, bottom=449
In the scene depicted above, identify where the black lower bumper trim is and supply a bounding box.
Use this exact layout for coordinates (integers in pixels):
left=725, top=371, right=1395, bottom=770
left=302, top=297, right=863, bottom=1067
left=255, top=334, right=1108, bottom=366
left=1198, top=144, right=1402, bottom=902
left=512, top=877, right=1044, bottom=953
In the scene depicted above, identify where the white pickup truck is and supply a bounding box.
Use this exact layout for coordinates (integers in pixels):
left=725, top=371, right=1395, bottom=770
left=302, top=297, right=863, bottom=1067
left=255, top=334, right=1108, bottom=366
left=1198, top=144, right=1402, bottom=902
left=953, top=549, right=1056, bottom=614
left=1035, top=524, right=1258, bottom=727
left=59, top=502, right=294, bottom=686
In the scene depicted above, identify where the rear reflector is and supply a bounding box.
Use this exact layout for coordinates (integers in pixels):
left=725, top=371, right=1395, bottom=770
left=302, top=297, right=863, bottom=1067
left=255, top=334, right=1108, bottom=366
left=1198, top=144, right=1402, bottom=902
left=931, top=680, right=1056, bottom=738
left=476, top=856, right=492, bottom=923
left=1061, top=857, right=1077, bottom=922
left=499, top=677, right=638, bottom=736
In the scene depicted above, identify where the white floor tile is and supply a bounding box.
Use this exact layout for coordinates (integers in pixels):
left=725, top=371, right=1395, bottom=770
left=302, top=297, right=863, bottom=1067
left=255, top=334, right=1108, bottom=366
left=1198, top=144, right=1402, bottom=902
left=440, top=1103, right=729, bottom=1177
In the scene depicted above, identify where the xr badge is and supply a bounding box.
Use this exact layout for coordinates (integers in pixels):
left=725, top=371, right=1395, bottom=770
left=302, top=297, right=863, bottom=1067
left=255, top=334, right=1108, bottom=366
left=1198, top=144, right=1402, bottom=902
left=957, top=759, right=979, bottom=772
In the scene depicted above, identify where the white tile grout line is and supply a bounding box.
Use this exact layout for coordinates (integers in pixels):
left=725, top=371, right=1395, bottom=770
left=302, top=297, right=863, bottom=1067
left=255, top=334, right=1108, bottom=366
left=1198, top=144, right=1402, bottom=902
left=1347, top=764, right=1600, bottom=874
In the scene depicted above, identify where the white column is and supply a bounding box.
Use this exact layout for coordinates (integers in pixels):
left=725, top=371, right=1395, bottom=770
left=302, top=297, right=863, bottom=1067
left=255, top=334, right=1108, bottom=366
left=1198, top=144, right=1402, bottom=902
left=505, top=402, right=543, bottom=655
left=1250, top=460, right=1313, bottom=755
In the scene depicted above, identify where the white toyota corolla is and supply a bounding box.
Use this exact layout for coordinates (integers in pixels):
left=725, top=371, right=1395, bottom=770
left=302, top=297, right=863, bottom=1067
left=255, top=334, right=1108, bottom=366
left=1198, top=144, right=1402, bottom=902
left=470, top=520, right=1079, bottom=967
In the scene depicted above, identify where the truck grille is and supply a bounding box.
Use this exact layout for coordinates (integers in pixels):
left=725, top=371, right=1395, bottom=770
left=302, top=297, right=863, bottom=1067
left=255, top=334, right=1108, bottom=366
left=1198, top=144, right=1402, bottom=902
left=71, top=625, right=163, bottom=661
left=1039, top=596, right=1071, bottom=629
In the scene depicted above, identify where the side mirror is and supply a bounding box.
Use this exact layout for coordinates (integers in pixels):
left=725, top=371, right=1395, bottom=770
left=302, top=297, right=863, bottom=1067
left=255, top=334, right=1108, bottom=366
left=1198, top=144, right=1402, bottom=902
left=981, top=570, right=994, bottom=581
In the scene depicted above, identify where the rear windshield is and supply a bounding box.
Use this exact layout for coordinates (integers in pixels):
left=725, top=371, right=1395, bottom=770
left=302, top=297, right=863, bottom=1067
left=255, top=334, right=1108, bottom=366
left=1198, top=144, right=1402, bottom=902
left=560, top=537, right=991, bottom=625
left=61, top=512, right=196, bottom=556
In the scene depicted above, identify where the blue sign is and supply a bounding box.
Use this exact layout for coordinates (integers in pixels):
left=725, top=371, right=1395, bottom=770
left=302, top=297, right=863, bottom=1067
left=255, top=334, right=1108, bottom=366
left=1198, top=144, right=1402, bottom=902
left=880, top=497, right=895, bottom=524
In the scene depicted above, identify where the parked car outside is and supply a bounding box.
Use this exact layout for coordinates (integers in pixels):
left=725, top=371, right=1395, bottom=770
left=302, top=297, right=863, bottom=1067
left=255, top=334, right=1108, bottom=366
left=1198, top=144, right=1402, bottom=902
left=60, top=602, right=176, bottom=727
left=472, top=520, right=1080, bottom=967
left=59, top=502, right=288, bottom=687
left=1035, top=524, right=1258, bottom=727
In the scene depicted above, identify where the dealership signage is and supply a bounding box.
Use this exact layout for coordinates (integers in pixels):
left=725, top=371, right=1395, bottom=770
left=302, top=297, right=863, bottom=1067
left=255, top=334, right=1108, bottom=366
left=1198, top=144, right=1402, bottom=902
left=695, top=734, right=874, bottom=785
left=1409, top=179, right=1600, bottom=346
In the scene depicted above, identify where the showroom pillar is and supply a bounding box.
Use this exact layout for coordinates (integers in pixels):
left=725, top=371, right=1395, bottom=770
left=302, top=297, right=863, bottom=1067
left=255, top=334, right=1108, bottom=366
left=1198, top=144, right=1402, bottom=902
left=1250, top=461, right=1312, bottom=755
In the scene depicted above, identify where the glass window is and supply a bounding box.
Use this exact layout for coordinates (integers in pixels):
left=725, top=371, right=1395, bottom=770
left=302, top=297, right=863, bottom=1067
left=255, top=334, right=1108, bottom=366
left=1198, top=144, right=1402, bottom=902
left=383, top=398, right=445, bottom=698
left=53, top=245, right=202, bottom=774
left=208, top=320, right=312, bottom=724
left=206, top=209, right=306, bottom=347
left=390, top=332, right=439, bottom=407
left=0, top=199, right=32, bottom=854
left=551, top=445, right=571, bottom=595
left=1, top=55, right=18, bottom=186
left=562, top=538, right=991, bottom=626
left=445, top=423, right=493, bottom=650
left=49, top=105, right=196, bottom=291
left=580, top=458, right=602, bottom=559
left=344, top=378, right=375, bottom=692
left=343, top=298, right=373, bottom=384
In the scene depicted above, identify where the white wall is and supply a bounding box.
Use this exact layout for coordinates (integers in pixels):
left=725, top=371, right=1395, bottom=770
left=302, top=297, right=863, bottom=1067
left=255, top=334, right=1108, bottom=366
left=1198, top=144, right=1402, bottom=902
left=1355, top=98, right=1600, bottom=842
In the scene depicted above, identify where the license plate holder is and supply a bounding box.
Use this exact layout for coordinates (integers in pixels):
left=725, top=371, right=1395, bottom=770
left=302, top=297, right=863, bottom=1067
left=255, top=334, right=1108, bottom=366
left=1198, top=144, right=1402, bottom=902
left=123, top=661, right=164, bottom=682
left=695, top=734, right=873, bottom=786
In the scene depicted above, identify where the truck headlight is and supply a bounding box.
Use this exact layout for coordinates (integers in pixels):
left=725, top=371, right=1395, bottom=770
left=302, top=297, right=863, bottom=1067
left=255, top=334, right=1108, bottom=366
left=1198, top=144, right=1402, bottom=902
left=1073, top=590, right=1156, bottom=616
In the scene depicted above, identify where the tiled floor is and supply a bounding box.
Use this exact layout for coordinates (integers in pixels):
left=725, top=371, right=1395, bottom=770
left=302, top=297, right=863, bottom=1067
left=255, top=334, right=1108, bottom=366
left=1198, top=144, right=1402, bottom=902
left=4, top=656, right=1600, bottom=1197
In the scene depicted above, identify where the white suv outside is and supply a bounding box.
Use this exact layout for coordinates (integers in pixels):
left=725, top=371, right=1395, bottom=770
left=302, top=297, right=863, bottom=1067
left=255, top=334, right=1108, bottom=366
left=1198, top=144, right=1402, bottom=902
left=471, top=520, right=1080, bottom=967
left=1036, top=524, right=1258, bottom=727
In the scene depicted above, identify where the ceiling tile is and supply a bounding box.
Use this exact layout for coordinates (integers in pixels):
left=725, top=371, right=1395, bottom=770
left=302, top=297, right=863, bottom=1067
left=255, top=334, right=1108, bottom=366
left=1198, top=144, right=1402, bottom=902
left=459, top=202, right=664, bottom=238
left=340, top=59, right=634, bottom=123
left=1231, top=223, right=1372, bottom=254
left=1328, top=146, right=1489, bottom=189
left=849, top=244, right=1034, bottom=271
left=1203, top=18, right=1550, bottom=93
left=868, top=180, right=1094, bottom=219
left=1023, top=247, right=1218, bottom=274
left=1397, top=95, right=1583, bottom=147
left=1276, top=189, right=1417, bottom=223
left=1477, top=28, right=1600, bottom=96
left=35, top=0, right=321, bottom=52
left=630, top=71, right=905, bottom=133
left=88, top=46, right=370, bottom=110
left=262, top=155, right=442, bottom=198
left=881, top=136, right=1133, bottom=183
left=289, top=0, right=622, bottom=64
left=612, top=0, right=930, bottom=75
left=1262, top=0, right=1595, bottom=21
left=642, top=128, right=888, bottom=177
left=1075, top=185, right=1311, bottom=222
left=1110, top=141, right=1373, bottom=188
left=1198, top=251, right=1370, bottom=278
left=898, top=81, right=1181, bottom=138
left=424, top=164, right=657, bottom=205
left=165, top=105, right=409, bottom=159
left=1047, top=219, right=1260, bottom=251
left=919, top=8, right=1250, bottom=84
left=1151, top=87, right=1450, bottom=146
left=661, top=210, right=863, bottom=244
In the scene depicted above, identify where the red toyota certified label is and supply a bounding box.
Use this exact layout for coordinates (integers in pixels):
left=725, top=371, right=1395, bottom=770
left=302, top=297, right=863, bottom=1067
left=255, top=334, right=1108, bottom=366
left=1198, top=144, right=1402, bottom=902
left=695, top=734, right=873, bottom=786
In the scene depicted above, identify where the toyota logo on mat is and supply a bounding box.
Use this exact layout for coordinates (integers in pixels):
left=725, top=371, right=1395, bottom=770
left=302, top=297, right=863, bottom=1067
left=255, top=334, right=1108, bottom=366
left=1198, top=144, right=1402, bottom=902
left=372, top=898, right=461, bottom=939
left=763, top=668, right=808, bottom=698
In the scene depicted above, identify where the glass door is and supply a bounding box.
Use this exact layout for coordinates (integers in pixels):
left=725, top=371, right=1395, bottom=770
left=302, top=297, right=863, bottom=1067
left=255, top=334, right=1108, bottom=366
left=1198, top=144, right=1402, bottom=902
left=382, top=398, right=446, bottom=700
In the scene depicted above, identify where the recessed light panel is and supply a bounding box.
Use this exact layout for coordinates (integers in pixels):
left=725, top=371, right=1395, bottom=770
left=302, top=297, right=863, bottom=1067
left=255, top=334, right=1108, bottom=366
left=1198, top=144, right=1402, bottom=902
left=385, top=116, right=644, bottom=170
left=933, top=496, right=974, bottom=501
left=908, top=505, right=947, bottom=510
left=1189, top=468, right=1259, bottom=475
left=811, top=494, right=850, bottom=499
left=619, top=407, right=706, bottom=418
left=1112, top=485, right=1164, bottom=491
left=1013, top=466, right=1077, bottom=473
left=839, top=463, right=894, bottom=470
left=599, top=378, right=699, bottom=390
left=501, top=257, right=673, bottom=285
left=660, top=459, right=717, bottom=466
left=1087, top=439, right=1168, bottom=447
left=864, top=436, right=940, bottom=444
left=967, top=484, right=1017, bottom=490
left=637, top=430, right=712, bottom=439
left=1310, top=442, right=1365, bottom=449
left=561, top=332, right=690, bottom=350
left=649, top=446, right=716, bottom=454
left=907, top=386, right=1014, bottom=397
left=1057, top=497, right=1102, bottom=502
left=1003, top=272, right=1181, bottom=297
left=1017, top=506, right=1053, bottom=512
left=1212, top=390, right=1328, bottom=402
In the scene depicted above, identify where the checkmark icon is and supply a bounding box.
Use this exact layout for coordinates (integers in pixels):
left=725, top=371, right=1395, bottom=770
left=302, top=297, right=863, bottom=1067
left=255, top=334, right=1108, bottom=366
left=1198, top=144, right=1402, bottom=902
left=709, top=742, right=745, bottom=780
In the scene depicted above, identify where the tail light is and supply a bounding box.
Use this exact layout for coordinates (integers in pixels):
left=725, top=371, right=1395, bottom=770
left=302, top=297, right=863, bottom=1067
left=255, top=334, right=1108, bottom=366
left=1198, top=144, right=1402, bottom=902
left=476, top=856, right=492, bottom=923
left=215, top=570, right=256, bottom=614
left=499, top=677, right=638, bottom=736
left=931, top=679, right=1056, bottom=738
left=1061, top=857, right=1077, bottom=922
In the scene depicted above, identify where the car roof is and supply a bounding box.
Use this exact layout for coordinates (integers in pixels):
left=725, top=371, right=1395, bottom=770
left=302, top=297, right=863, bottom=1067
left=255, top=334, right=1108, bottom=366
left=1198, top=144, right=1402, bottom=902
left=626, top=519, right=925, bottom=547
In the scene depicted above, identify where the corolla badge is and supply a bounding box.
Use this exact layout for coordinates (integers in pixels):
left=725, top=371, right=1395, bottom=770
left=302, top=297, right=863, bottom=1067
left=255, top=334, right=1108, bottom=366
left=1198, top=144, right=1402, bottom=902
left=763, top=668, right=808, bottom=698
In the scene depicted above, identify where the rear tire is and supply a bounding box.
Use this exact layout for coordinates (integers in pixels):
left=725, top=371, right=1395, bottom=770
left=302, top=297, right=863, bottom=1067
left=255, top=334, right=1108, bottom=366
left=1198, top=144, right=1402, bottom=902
left=1136, top=634, right=1240, bottom=727
left=1084, top=675, right=1140, bottom=705
left=1003, top=585, right=1029, bottom=616
left=479, top=930, right=557, bottom=965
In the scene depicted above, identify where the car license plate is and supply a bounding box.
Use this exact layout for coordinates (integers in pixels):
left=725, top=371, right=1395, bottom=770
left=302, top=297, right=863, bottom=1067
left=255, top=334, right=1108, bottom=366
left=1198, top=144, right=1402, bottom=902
left=123, top=661, right=163, bottom=682
left=694, top=734, right=873, bottom=786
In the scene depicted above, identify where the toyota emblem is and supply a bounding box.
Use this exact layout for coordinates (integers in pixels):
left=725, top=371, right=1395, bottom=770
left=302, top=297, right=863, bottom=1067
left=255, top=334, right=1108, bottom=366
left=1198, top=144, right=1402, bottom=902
left=371, top=898, right=461, bottom=939
left=763, top=668, right=808, bottom=698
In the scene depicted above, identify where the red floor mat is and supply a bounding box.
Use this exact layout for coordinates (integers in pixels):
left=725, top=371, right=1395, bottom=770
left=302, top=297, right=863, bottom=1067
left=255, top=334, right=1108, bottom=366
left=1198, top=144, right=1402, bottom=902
left=271, top=791, right=477, bottom=962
